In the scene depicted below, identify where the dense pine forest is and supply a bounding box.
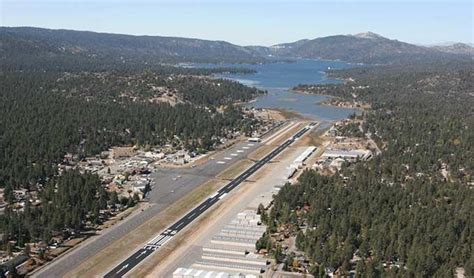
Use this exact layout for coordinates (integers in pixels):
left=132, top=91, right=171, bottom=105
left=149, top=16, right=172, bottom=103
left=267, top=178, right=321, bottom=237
left=266, top=62, right=473, bottom=276
left=2, top=170, right=109, bottom=247
left=0, top=59, right=265, bottom=260
left=0, top=71, right=263, bottom=189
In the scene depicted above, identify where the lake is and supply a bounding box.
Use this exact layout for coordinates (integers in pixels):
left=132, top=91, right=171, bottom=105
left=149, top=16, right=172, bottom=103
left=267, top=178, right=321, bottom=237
left=198, top=59, right=359, bottom=123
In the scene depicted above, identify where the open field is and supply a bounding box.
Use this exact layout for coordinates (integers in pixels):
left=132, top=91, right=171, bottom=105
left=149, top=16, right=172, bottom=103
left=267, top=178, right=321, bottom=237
left=293, top=128, right=324, bottom=147
left=273, top=108, right=307, bottom=120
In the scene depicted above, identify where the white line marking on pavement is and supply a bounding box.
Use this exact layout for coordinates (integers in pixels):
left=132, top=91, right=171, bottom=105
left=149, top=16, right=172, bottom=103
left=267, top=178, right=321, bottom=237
left=236, top=150, right=244, bottom=153
left=242, top=146, right=249, bottom=149
left=136, top=250, right=147, bottom=259
left=217, top=161, right=226, bottom=164
left=219, top=193, right=228, bottom=200
left=230, top=153, right=238, bottom=156
left=117, top=264, right=129, bottom=273
left=247, top=143, right=254, bottom=146
left=224, top=157, right=232, bottom=160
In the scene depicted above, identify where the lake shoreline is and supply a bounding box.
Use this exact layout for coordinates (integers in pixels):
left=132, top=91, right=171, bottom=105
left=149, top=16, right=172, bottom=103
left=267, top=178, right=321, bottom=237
left=203, top=59, right=361, bottom=121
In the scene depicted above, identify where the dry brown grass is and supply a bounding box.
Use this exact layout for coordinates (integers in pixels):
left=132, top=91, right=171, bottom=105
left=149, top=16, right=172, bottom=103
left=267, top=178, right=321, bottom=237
left=294, top=131, right=323, bottom=147
left=247, top=145, right=274, bottom=161
left=216, top=159, right=253, bottom=180
left=265, top=109, right=286, bottom=121
left=264, top=122, right=307, bottom=145
left=99, top=204, right=142, bottom=230
left=273, top=108, right=306, bottom=120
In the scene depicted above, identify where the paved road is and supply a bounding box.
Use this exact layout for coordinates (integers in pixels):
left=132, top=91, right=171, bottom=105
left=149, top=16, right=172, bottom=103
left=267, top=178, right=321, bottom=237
left=104, top=122, right=317, bottom=278
left=33, top=136, right=270, bottom=278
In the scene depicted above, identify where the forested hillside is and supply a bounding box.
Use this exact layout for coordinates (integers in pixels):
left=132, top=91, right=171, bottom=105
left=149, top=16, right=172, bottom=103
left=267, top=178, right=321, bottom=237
left=54, top=71, right=261, bottom=105
left=270, top=32, right=470, bottom=64
left=0, top=69, right=265, bottom=265
left=0, top=72, right=263, bottom=189
left=0, top=27, right=264, bottom=71
left=2, top=27, right=470, bottom=71
left=265, top=62, right=473, bottom=276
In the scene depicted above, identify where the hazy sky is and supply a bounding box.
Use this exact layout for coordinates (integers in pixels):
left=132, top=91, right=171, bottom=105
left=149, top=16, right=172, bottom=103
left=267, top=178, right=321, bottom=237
left=1, top=0, right=472, bottom=46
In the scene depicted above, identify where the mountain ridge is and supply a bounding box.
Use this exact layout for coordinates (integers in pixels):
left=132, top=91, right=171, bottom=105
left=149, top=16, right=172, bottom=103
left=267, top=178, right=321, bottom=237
left=430, top=42, right=474, bottom=56
left=268, top=31, right=469, bottom=64
left=0, top=27, right=470, bottom=70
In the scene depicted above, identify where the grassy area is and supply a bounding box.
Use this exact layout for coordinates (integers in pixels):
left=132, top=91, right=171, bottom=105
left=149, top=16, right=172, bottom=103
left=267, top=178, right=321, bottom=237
left=294, top=130, right=324, bottom=147
left=99, top=204, right=141, bottom=230
left=247, top=145, right=274, bottom=161
left=67, top=178, right=223, bottom=277
left=273, top=108, right=304, bottom=119
left=217, top=159, right=254, bottom=180
left=273, top=108, right=306, bottom=120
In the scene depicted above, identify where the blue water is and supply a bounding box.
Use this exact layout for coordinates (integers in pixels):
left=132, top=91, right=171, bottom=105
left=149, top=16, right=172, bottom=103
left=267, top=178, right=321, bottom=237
left=197, top=59, right=360, bottom=122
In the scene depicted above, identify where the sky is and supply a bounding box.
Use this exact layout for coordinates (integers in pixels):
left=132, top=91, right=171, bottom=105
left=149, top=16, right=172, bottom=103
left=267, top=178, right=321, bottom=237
left=1, top=0, right=472, bottom=46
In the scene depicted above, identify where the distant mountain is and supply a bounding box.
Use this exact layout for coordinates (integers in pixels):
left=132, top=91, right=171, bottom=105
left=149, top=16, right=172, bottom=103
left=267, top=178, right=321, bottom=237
left=0, top=27, right=264, bottom=71
left=431, top=43, right=474, bottom=56
left=353, top=31, right=386, bottom=40
left=269, top=32, right=469, bottom=64
left=1, top=27, right=470, bottom=72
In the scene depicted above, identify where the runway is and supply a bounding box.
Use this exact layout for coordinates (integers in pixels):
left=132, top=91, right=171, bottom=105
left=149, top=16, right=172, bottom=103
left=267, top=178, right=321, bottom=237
left=33, top=127, right=267, bottom=278
left=104, top=122, right=316, bottom=277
